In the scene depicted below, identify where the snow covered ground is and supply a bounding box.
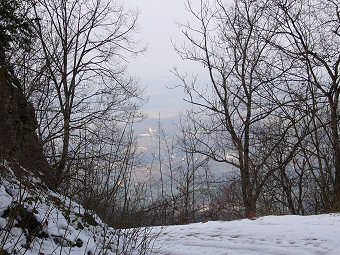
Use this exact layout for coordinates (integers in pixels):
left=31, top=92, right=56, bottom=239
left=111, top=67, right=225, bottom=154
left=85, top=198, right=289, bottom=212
left=0, top=162, right=151, bottom=255
left=152, top=214, right=340, bottom=255
left=2, top=161, right=340, bottom=255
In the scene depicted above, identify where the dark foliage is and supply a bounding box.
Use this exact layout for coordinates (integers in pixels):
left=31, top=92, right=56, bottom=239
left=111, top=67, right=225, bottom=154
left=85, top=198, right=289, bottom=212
left=0, top=0, right=32, bottom=65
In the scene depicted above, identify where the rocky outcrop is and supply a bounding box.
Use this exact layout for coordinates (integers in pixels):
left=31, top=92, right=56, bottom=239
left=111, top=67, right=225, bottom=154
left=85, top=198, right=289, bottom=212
left=0, top=67, right=49, bottom=180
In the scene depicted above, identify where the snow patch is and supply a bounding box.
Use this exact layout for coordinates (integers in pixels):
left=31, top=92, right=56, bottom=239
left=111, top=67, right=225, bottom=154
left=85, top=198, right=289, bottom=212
left=152, top=215, right=340, bottom=255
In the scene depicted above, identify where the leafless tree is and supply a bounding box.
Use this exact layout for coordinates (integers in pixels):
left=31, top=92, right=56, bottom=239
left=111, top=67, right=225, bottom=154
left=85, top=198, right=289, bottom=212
left=22, top=0, right=144, bottom=186
left=139, top=116, right=213, bottom=225
left=266, top=0, right=340, bottom=211
left=174, top=0, right=306, bottom=218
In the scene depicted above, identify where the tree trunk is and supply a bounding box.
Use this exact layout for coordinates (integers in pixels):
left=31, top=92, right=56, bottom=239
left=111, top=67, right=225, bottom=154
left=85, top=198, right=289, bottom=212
left=330, top=100, right=340, bottom=211
left=242, top=106, right=256, bottom=219
left=57, top=115, right=70, bottom=183
left=280, top=167, right=297, bottom=214
left=243, top=193, right=257, bottom=219
left=240, top=164, right=257, bottom=219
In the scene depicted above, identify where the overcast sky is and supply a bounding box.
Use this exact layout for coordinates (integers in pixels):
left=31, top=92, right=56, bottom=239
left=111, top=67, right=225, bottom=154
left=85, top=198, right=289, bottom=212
left=125, top=0, right=203, bottom=118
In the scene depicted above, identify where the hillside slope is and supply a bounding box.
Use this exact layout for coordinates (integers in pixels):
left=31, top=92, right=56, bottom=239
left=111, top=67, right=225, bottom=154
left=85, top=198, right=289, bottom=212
left=2, top=159, right=340, bottom=255
left=0, top=161, right=152, bottom=255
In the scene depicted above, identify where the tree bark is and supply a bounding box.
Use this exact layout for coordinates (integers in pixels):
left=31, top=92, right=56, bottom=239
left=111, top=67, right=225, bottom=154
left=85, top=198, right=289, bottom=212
left=330, top=99, right=340, bottom=211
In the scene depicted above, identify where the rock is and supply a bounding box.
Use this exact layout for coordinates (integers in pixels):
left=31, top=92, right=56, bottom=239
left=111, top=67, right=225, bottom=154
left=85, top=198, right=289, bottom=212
left=0, top=67, right=51, bottom=185
left=1, top=203, right=45, bottom=238
left=75, top=238, right=83, bottom=248
left=0, top=249, right=10, bottom=255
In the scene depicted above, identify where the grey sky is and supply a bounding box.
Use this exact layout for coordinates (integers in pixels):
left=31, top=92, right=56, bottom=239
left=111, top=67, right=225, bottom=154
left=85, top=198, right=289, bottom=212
left=125, top=0, right=203, bottom=118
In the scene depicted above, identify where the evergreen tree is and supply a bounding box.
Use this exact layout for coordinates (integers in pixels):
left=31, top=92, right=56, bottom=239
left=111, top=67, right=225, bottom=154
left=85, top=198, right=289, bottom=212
left=0, top=0, right=32, bottom=66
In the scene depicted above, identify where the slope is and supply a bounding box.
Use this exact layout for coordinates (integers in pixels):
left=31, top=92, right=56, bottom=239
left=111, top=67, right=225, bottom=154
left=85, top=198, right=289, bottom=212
left=0, top=161, right=152, bottom=255
left=153, top=214, right=340, bottom=255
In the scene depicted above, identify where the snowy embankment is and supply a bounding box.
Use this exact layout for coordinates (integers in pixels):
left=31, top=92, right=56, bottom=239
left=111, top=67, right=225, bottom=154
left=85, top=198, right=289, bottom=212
left=153, top=214, right=340, bottom=255
left=1, top=162, right=340, bottom=255
left=0, top=162, right=151, bottom=255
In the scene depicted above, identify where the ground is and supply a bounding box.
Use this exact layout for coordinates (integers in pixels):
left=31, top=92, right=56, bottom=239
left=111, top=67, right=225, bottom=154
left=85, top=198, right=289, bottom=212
left=1, top=161, right=340, bottom=254
left=152, top=214, right=340, bottom=255
left=0, top=162, right=149, bottom=255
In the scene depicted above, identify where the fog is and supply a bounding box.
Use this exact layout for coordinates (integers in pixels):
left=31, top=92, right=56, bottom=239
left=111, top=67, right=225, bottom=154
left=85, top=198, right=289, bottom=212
left=125, top=0, right=205, bottom=118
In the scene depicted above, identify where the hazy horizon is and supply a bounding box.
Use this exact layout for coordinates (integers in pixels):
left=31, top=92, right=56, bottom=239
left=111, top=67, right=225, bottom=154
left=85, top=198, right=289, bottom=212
left=125, top=0, right=206, bottom=118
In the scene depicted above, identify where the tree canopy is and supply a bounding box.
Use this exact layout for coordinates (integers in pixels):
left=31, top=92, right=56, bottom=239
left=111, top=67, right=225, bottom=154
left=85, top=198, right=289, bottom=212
left=0, top=0, right=32, bottom=65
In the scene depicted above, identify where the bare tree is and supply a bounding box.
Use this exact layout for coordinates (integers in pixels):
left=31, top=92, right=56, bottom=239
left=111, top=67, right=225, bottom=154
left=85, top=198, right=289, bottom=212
left=174, top=0, right=304, bottom=218
left=24, top=0, right=144, bottom=186
left=267, top=0, right=340, bottom=211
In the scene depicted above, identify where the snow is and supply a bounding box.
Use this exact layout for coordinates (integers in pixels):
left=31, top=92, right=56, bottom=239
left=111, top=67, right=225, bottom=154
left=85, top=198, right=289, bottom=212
left=152, top=215, right=340, bottom=255
left=2, top=161, right=340, bottom=255
left=0, top=162, right=150, bottom=255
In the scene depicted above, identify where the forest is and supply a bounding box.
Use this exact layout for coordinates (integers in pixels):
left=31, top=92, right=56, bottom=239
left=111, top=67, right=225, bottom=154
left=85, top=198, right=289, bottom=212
left=0, top=0, right=340, bottom=240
